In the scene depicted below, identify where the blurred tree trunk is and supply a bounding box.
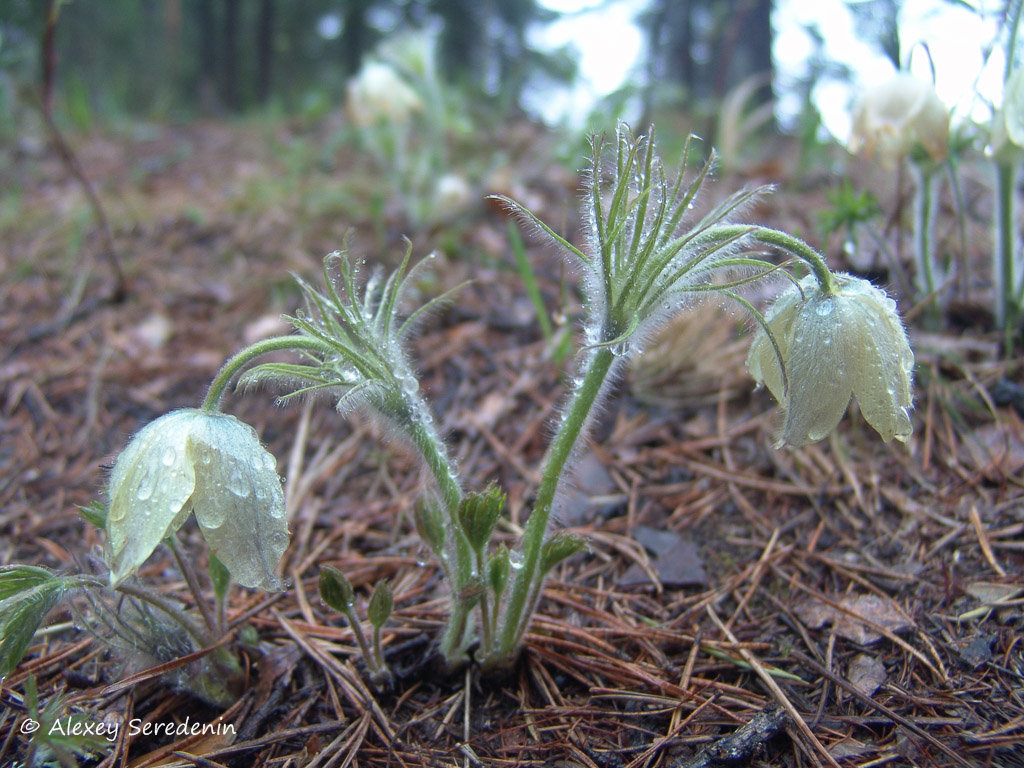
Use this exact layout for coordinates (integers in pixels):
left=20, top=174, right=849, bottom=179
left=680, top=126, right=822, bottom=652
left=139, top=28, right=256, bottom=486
left=644, top=0, right=773, bottom=98
left=641, top=0, right=774, bottom=130
left=195, top=0, right=219, bottom=111
left=714, top=0, right=773, bottom=104
left=222, top=0, right=240, bottom=109
left=256, top=0, right=274, bottom=103
left=341, top=0, right=373, bottom=75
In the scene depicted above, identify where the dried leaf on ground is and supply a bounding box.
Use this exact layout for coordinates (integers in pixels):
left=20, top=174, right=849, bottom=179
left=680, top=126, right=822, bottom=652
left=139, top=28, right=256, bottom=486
left=617, top=525, right=708, bottom=588
left=847, top=652, right=886, bottom=697
left=795, top=593, right=912, bottom=644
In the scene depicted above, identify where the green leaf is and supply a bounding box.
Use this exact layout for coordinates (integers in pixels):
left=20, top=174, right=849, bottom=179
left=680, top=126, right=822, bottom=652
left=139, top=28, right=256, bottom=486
left=77, top=500, right=108, bottom=530
left=413, top=501, right=446, bottom=558
left=487, top=546, right=511, bottom=600
left=367, top=581, right=393, bottom=630
left=209, top=553, right=231, bottom=604
left=0, top=580, right=66, bottom=676
left=0, top=565, right=56, bottom=601
left=456, top=484, right=505, bottom=553
left=319, top=566, right=355, bottom=614
left=540, top=532, right=587, bottom=574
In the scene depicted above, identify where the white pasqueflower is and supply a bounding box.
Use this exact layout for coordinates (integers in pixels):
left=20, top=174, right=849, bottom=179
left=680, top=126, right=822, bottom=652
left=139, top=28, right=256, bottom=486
left=747, top=274, right=914, bottom=447
left=989, top=68, right=1024, bottom=164
left=849, top=73, right=949, bottom=168
left=106, top=409, right=289, bottom=591
left=345, top=61, right=422, bottom=127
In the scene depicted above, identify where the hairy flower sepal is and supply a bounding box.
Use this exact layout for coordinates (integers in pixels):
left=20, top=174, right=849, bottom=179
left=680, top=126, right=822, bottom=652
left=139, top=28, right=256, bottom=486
left=106, top=409, right=289, bottom=591
left=747, top=274, right=914, bottom=447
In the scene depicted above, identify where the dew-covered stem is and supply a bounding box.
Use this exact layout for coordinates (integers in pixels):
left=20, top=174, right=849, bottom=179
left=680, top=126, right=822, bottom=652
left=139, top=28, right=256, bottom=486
left=491, top=346, right=616, bottom=663
left=201, top=335, right=332, bottom=412
left=910, top=163, right=941, bottom=327
left=995, top=161, right=1020, bottom=350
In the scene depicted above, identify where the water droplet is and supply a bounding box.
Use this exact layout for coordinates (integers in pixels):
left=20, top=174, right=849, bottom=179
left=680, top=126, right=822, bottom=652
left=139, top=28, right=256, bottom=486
left=402, top=377, right=418, bottom=396
left=843, top=238, right=856, bottom=256
left=816, top=300, right=834, bottom=317
left=271, top=531, right=290, bottom=551
left=136, top=470, right=156, bottom=501
left=509, top=551, right=525, bottom=570
left=196, top=445, right=214, bottom=465
left=268, top=497, right=287, bottom=518
left=227, top=468, right=252, bottom=498
left=160, top=446, right=177, bottom=467
left=262, top=453, right=276, bottom=471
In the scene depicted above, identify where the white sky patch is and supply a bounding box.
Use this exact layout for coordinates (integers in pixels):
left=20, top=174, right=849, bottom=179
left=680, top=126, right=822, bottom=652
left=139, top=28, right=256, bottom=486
left=899, top=0, right=1003, bottom=122
left=526, top=0, right=643, bottom=126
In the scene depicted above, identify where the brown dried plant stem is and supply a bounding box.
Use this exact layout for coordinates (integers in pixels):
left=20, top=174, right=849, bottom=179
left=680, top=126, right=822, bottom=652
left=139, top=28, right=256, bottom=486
left=39, top=0, right=127, bottom=302
left=38, top=105, right=127, bottom=303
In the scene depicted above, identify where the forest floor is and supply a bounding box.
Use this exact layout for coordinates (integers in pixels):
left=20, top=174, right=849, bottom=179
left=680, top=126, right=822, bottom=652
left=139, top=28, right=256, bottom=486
left=1, top=114, right=1023, bottom=768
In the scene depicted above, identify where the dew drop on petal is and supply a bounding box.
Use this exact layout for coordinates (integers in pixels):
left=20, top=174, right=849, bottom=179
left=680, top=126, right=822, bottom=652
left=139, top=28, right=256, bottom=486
left=268, top=497, right=287, bottom=518
left=136, top=470, right=156, bottom=501
left=227, top=469, right=252, bottom=498
left=816, top=300, right=834, bottom=317
left=161, top=447, right=176, bottom=467
left=807, top=427, right=832, bottom=442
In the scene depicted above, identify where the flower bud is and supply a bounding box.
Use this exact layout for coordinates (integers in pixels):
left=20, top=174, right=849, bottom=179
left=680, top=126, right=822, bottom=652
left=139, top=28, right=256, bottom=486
left=106, top=409, right=289, bottom=591
left=747, top=274, right=914, bottom=447
left=849, top=73, right=949, bottom=168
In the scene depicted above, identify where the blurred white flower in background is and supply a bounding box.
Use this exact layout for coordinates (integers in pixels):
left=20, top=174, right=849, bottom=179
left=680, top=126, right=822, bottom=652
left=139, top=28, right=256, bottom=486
left=345, top=61, right=422, bottom=127
left=848, top=73, right=950, bottom=168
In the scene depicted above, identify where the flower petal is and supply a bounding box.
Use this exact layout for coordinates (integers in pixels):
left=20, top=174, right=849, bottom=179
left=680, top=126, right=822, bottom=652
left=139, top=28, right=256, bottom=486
left=778, top=291, right=857, bottom=447
left=187, top=413, right=289, bottom=591
left=747, top=277, right=808, bottom=403
left=846, top=283, right=914, bottom=442
left=106, top=410, right=197, bottom=586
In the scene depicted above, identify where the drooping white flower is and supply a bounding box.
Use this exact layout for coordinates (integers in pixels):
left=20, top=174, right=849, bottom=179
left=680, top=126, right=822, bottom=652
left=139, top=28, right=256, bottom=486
left=345, top=61, right=422, bottom=127
left=106, top=409, right=289, bottom=591
left=989, top=68, right=1024, bottom=164
left=849, top=73, right=949, bottom=168
left=747, top=274, right=914, bottom=447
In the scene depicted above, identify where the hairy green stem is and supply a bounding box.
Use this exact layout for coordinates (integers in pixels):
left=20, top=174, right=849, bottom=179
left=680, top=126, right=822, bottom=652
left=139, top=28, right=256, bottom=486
left=708, top=225, right=835, bottom=295
left=491, top=346, right=617, bottom=662
left=342, top=605, right=376, bottom=672
left=75, top=576, right=213, bottom=648
left=910, top=163, right=942, bottom=327
left=404, top=406, right=478, bottom=665
left=995, top=162, right=1019, bottom=350
left=168, top=537, right=218, bottom=636
left=201, top=335, right=331, bottom=412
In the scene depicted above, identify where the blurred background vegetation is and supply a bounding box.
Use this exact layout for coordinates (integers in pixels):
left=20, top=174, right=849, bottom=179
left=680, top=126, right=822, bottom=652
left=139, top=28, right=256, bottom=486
left=0, top=0, right=787, bottom=137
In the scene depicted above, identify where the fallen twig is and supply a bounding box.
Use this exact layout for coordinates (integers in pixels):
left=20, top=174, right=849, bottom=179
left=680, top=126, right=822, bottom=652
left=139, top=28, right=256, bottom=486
left=673, top=704, right=787, bottom=768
